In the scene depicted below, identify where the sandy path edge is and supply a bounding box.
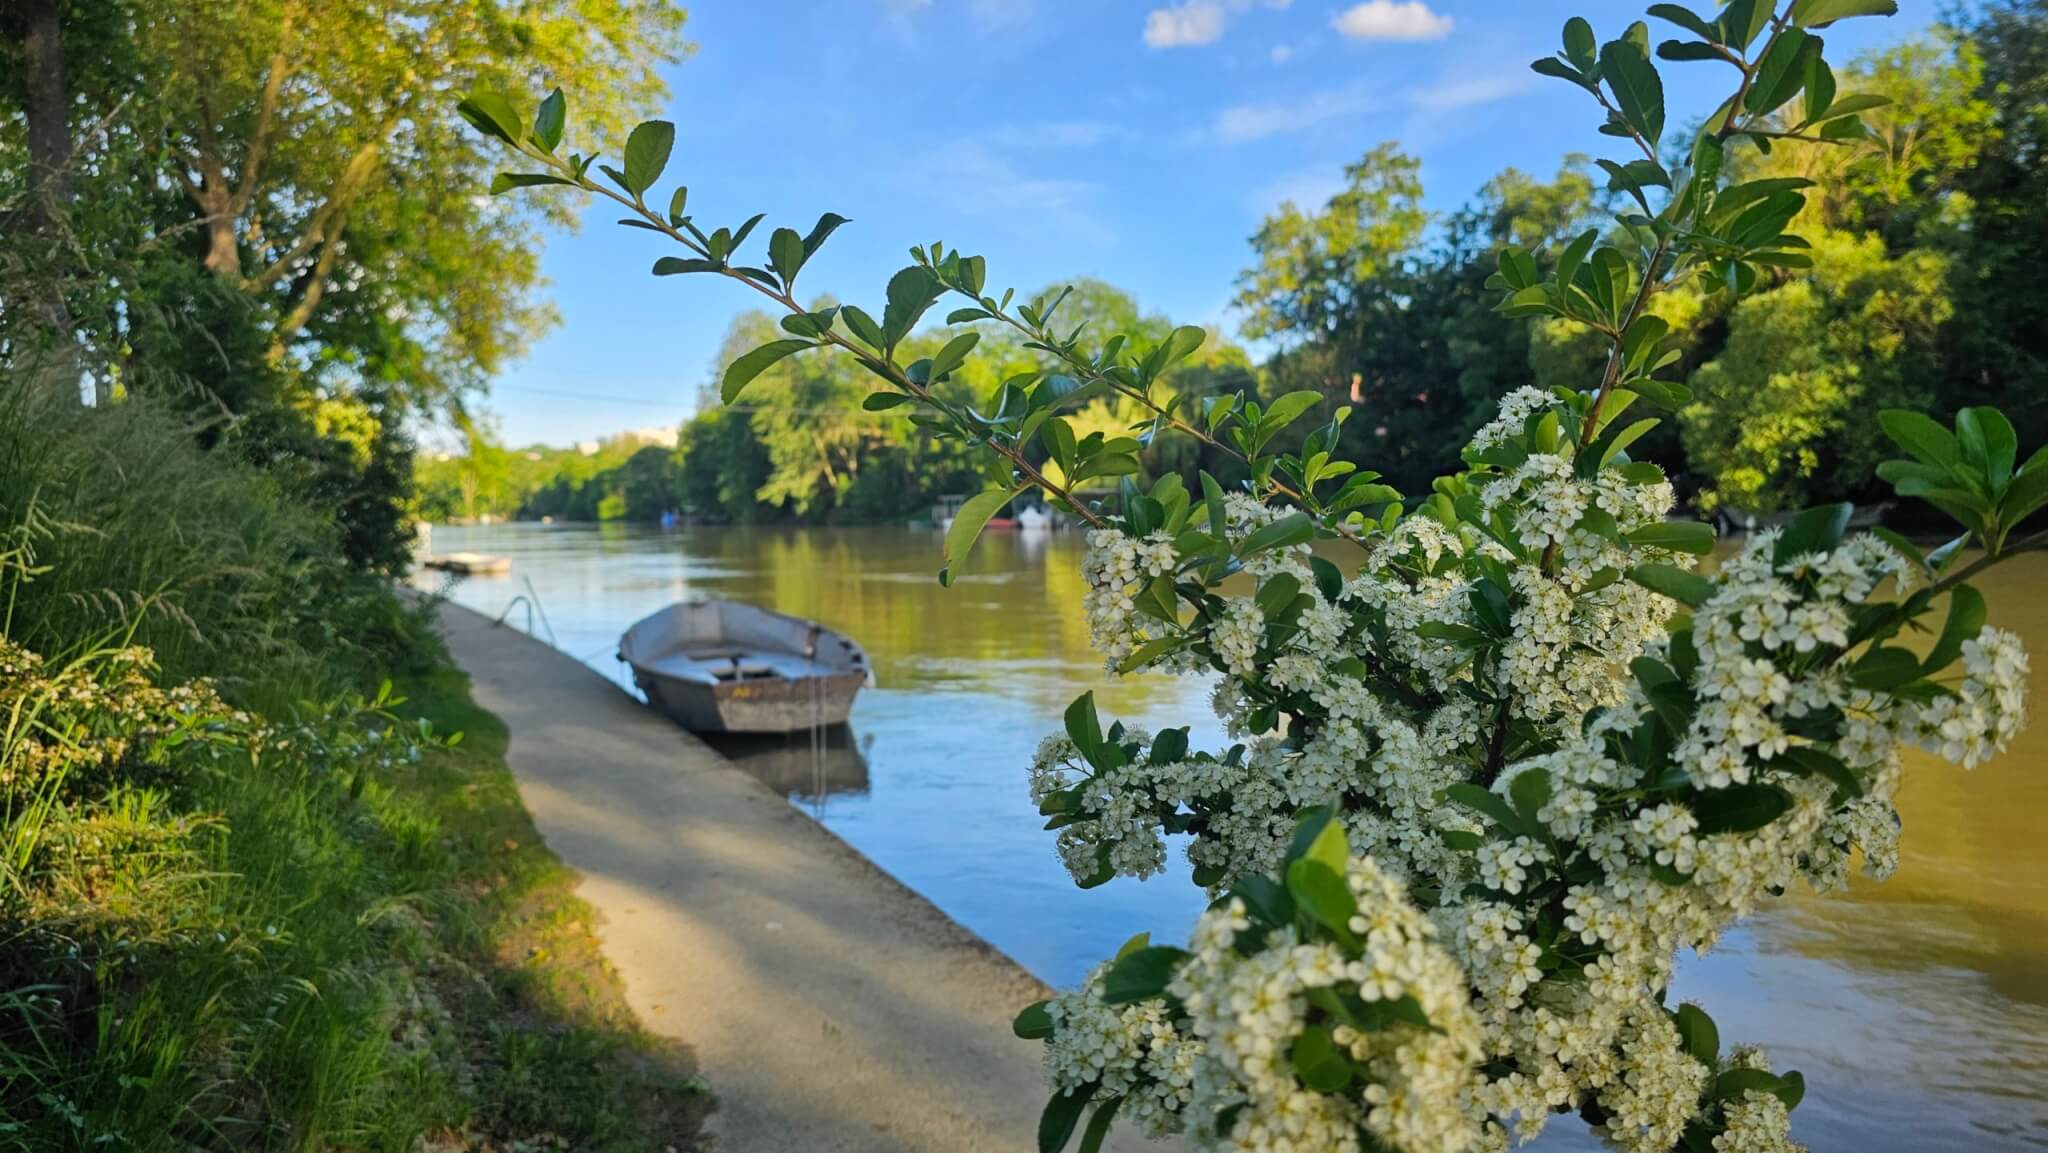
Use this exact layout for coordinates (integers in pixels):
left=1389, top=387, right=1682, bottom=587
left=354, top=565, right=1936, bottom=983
left=432, top=600, right=1155, bottom=1153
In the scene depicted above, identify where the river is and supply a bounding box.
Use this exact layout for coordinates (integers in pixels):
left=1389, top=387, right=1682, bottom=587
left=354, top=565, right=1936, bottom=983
left=416, top=521, right=2047, bottom=1151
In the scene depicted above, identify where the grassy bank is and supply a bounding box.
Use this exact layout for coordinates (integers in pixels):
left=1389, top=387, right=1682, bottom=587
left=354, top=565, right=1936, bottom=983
left=0, top=386, right=707, bottom=1151
left=394, top=652, right=711, bottom=1150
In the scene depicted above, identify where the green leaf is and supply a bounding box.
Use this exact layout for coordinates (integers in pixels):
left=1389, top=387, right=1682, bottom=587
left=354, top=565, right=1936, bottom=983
left=1791, top=0, right=1898, bottom=27
left=928, top=331, right=980, bottom=380
left=1649, top=4, right=1719, bottom=40
left=621, top=120, right=675, bottom=197
left=2003, top=464, right=2048, bottom=527
left=1509, top=766, right=1552, bottom=829
left=884, top=266, right=945, bottom=349
left=1555, top=228, right=1597, bottom=293
left=1878, top=410, right=1959, bottom=469
left=838, top=305, right=884, bottom=353
left=1101, top=946, right=1190, bottom=1005
left=457, top=86, right=524, bottom=144
left=1290, top=1026, right=1355, bottom=1093
left=1674, top=1003, right=1720, bottom=1067
left=1014, top=1000, right=1054, bottom=1039
left=1159, top=325, right=1207, bottom=370
left=1065, top=691, right=1103, bottom=764
left=1777, top=745, right=1862, bottom=801
left=802, top=212, right=850, bottom=257
left=1745, top=29, right=1814, bottom=116
left=1820, top=93, right=1890, bottom=123
left=1627, top=521, right=1715, bottom=555
left=1690, top=783, right=1794, bottom=834
left=1960, top=406, right=2018, bottom=491
left=1773, top=503, right=1854, bottom=562
left=861, top=391, right=911, bottom=411
left=1563, top=16, right=1598, bottom=70
left=1851, top=645, right=1924, bottom=690
left=1718, top=0, right=1774, bottom=48
left=1238, top=513, right=1314, bottom=557
left=1290, top=808, right=1349, bottom=875
left=722, top=339, right=811, bottom=404
left=531, top=89, right=566, bottom=152
left=1259, top=390, right=1323, bottom=438
left=1601, top=418, right=1662, bottom=466
left=1039, top=1084, right=1097, bottom=1153
left=1600, top=34, right=1667, bottom=147
left=1287, top=859, right=1358, bottom=939
left=1629, top=563, right=1716, bottom=607
left=1445, top=783, right=1528, bottom=837
left=940, top=487, right=1021, bottom=586
left=1922, top=585, right=1986, bottom=674
left=1712, top=1067, right=1805, bottom=1108
left=768, top=227, right=805, bottom=286
left=489, top=172, right=574, bottom=195
left=1075, top=1096, right=1124, bottom=1153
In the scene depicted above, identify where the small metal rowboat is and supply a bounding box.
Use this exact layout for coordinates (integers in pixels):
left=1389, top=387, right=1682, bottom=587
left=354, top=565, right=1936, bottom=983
left=618, top=601, right=872, bottom=734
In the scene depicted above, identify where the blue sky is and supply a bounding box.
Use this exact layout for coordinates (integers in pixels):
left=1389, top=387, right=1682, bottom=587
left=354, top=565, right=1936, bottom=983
left=479, top=0, right=1940, bottom=448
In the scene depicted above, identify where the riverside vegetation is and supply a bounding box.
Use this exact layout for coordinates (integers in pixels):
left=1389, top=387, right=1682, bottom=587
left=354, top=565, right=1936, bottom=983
left=1, top=0, right=710, bottom=1148
left=0, top=389, right=710, bottom=1150
left=471, top=1, right=2045, bottom=1151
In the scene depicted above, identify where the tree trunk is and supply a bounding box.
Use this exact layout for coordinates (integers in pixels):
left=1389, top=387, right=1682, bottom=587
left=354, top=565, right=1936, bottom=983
left=16, top=0, right=97, bottom=404
left=22, top=0, right=69, bottom=223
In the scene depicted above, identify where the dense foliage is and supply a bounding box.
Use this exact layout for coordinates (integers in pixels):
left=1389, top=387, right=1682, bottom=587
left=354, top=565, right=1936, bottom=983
left=1237, top=3, right=2045, bottom=514
left=0, top=381, right=709, bottom=1152
left=0, top=0, right=690, bottom=569
left=1, top=6, right=713, bottom=1147
left=471, top=1, right=2045, bottom=1151
left=421, top=281, right=1255, bottom=526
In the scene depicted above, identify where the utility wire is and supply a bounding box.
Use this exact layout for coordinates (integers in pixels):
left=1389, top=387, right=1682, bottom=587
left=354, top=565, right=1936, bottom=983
left=484, top=381, right=877, bottom=418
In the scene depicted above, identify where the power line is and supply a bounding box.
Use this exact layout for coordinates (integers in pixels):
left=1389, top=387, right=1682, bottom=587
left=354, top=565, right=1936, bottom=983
left=483, top=381, right=882, bottom=418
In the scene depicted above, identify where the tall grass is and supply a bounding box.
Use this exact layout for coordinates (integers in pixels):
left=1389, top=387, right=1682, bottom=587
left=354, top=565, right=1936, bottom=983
left=0, top=383, right=706, bottom=1151
left=0, top=382, right=426, bottom=707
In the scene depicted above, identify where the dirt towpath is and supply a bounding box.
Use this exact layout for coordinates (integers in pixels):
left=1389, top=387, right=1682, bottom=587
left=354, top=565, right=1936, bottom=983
left=434, top=602, right=1154, bottom=1152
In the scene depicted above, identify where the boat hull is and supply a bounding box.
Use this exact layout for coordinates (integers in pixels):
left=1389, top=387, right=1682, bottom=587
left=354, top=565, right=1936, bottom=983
left=632, top=665, right=866, bottom=733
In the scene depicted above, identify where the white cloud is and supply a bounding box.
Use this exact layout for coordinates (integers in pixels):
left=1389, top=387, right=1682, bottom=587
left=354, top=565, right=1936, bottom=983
left=913, top=140, right=1110, bottom=246
left=1144, top=0, right=1293, bottom=49
left=1409, top=72, right=1535, bottom=112
left=1144, top=1, right=1227, bottom=47
left=1331, top=0, right=1453, bottom=41
left=1270, top=43, right=1293, bottom=64
left=1214, top=83, right=1375, bottom=143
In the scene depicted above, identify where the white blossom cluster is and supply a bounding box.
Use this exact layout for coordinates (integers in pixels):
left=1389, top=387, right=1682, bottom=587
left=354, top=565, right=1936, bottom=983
left=1027, top=388, right=2031, bottom=1153
left=1080, top=527, right=1179, bottom=665
left=1042, top=960, right=1204, bottom=1138
left=1169, top=858, right=1486, bottom=1153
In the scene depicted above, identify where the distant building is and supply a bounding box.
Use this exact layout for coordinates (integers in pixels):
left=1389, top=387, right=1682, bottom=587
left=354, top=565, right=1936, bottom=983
left=624, top=425, right=679, bottom=448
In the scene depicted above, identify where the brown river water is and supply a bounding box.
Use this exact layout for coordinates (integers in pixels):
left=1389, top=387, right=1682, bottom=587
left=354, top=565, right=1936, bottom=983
left=418, top=523, right=2047, bottom=1151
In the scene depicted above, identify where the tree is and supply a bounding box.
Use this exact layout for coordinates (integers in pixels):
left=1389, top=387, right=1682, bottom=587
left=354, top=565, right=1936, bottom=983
left=1682, top=229, right=1951, bottom=513
left=0, top=0, right=691, bottom=570
left=1944, top=0, right=2048, bottom=454
left=1245, top=153, right=1602, bottom=495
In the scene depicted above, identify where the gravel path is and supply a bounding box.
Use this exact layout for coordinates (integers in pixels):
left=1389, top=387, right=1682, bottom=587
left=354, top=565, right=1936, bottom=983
left=435, top=601, right=1153, bottom=1153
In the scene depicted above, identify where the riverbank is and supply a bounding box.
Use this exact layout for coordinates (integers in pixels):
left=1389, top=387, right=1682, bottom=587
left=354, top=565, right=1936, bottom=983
left=433, top=600, right=1155, bottom=1153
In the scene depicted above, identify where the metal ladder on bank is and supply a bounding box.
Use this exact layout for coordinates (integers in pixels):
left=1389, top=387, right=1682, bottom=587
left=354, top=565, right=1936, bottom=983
left=493, top=575, right=559, bottom=649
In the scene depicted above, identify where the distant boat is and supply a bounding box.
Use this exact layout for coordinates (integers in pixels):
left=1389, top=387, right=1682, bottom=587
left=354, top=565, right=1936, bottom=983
left=423, top=551, right=511, bottom=575
left=618, top=601, right=873, bottom=734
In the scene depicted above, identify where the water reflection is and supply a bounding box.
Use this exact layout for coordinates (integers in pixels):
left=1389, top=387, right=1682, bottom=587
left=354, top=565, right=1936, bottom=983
left=417, top=522, right=2048, bottom=1150
left=700, top=725, right=873, bottom=814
